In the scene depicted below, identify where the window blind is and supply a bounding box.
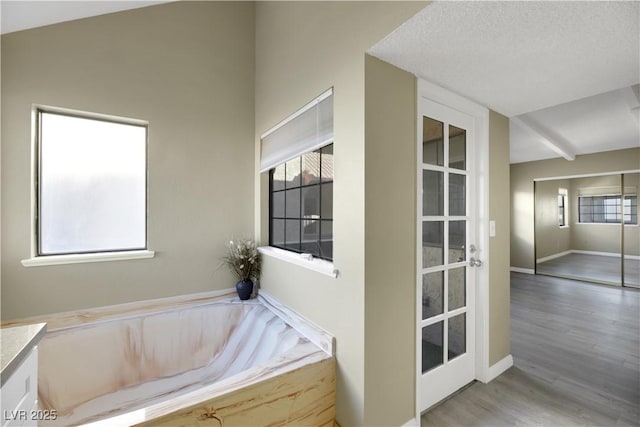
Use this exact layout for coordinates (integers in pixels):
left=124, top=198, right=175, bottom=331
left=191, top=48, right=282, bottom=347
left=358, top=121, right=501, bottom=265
left=260, top=88, right=333, bottom=173
left=577, top=186, right=636, bottom=197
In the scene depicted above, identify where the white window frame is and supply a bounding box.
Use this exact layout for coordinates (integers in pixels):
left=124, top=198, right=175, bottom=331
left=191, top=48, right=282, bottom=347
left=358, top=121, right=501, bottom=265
left=577, top=194, right=638, bottom=225
left=558, top=188, right=569, bottom=228
left=21, top=105, right=154, bottom=267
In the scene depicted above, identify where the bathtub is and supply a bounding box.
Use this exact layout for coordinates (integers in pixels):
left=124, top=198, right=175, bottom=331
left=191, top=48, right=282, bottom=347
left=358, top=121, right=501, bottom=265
left=9, top=290, right=335, bottom=426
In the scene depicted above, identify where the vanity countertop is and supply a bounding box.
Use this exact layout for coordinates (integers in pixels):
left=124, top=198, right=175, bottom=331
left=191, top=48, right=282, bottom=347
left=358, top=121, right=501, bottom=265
left=1, top=323, right=47, bottom=385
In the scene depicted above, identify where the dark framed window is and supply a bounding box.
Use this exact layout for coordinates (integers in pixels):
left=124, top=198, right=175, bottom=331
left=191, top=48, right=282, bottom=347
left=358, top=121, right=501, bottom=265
left=578, top=195, right=637, bottom=225
left=558, top=194, right=566, bottom=226
left=36, top=108, right=148, bottom=255
left=269, top=144, right=333, bottom=260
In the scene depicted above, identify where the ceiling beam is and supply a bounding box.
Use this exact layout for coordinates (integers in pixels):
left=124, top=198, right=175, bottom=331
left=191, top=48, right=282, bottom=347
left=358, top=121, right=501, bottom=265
left=511, top=116, right=576, bottom=161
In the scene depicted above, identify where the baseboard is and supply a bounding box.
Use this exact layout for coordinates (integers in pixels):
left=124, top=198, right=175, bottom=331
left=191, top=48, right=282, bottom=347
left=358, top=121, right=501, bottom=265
left=536, top=250, right=640, bottom=264
left=401, top=417, right=418, bottom=427
left=536, top=250, right=572, bottom=264
left=571, top=250, right=640, bottom=261
left=486, top=354, right=513, bottom=382
left=510, top=267, right=535, bottom=274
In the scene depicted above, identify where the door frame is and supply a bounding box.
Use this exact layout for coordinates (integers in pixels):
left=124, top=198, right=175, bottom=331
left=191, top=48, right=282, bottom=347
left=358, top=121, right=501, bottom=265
left=415, top=79, right=491, bottom=421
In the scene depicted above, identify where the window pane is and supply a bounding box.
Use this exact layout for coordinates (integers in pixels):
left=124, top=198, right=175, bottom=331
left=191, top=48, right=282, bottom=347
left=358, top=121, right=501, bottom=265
left=271, top=219, right=285, bottom=246
left=449, top=220, right=466, bottom=263
left=423, top=117, right=444, bottom=166
left=320, top=220, right=333, bottom=259
left=449, top=125, right=466, bottom=170
left=321, top=144, right=334, bottom=182
left=285, top=219, right=300, bottom=250
left=423, top=170, right=444, bottom=216
left=285, top=157, right=301, bottom=188
left=627, top=196, right=638, bottom=224
left=302, top=186, right=320, bottom=218
left=272, top=164, right=286, bottom=191
left=448, top=267, right=466, bottom=311
left=449, top=173, right=466, bottom=216
left=285, top=188, right=301, bottom=218
left=422, top=272, right=443, bottom=319
left=301, top=219, right=320, bottom=257
left=272, top=191, right=285, bottom=218
left=422, top=322, right=443, bottom=373
left=448, top=314, right=466, bottom=360
left=423, top=221, right=444, bottom=268
left=301, top=150, right=321, bottom=186
left=321, top=182, right=333, bottom=219
left=39, top=112, right=146, bottom=255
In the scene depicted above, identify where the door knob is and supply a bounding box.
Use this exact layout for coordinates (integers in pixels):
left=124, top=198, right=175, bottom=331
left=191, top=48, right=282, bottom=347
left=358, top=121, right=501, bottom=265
left=470, top=257, right=482, bottom=267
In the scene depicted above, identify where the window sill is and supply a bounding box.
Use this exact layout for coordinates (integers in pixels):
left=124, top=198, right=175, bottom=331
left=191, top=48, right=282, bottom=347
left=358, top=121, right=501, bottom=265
left=21, top=250, right=155, bottom=267
left=258, top=246, right=338, bottom=278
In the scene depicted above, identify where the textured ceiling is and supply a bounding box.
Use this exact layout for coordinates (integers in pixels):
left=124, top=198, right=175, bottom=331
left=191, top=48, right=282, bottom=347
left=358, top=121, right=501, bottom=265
left=369, top=1, right=639, bottom=117
left=369, top=1, right=640, bottom=164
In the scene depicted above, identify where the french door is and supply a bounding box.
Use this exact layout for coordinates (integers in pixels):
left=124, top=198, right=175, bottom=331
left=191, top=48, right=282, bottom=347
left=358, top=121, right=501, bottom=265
left=418, top=97, right=479, bottom=412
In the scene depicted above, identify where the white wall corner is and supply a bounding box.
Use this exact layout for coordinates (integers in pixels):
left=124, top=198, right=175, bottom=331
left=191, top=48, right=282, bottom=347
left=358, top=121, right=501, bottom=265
left=485, top=354, right=513, bottom=383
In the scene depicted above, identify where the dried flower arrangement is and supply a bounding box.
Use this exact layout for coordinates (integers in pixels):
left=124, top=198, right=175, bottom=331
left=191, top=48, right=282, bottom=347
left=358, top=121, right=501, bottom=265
left=221, top=238, right=262, bottom=282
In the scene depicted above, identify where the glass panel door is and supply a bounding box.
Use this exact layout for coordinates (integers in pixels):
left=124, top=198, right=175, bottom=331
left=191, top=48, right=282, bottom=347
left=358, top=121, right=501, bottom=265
left=418, top=95, right=477, bottom=413
left=421, top=117, right=469, bottom=373
left=535, top=176, right=623, bottom=286
left=623, top=173, right=639, bottom=287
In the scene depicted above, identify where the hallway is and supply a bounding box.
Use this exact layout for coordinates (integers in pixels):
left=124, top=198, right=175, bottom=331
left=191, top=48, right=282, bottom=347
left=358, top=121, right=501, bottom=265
left=421, top=272, right=640, bottom=426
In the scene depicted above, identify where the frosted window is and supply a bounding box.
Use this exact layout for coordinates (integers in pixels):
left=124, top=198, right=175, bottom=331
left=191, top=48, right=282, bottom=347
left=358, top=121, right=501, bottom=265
left=38, top=111, right=147, bottom=255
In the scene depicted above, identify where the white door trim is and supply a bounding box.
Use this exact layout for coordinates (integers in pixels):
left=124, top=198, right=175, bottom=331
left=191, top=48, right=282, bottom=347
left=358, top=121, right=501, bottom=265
left=415, top=79, right=490, bottom=421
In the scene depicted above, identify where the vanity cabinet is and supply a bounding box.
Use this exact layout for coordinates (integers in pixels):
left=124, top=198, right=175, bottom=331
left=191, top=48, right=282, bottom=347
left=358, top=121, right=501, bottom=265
left=1, top=347, right=38, bottom=427
left=1, top=323, right=46, bottom=427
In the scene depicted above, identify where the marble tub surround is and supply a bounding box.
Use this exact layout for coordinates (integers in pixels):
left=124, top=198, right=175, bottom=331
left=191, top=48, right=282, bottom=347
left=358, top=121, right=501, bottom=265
left=136, top=357, right=336, bottom=427
left=0, top=288, right=237, bottom=332
left=258, top=290, right=335, bottom=356
left=0, top=322, right=46, bottom=385
left=33, top=293, right=335, bottom=426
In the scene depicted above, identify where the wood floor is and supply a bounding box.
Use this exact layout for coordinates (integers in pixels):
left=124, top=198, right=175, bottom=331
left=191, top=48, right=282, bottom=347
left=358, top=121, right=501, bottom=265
left=537, top=253, right=640, bottom=287
left=421, top=272, right=640, bottom=427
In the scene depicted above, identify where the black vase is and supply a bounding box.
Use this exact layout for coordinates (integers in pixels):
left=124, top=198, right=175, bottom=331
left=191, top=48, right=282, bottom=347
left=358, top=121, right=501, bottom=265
left=235, top=279, right=254, bottom=300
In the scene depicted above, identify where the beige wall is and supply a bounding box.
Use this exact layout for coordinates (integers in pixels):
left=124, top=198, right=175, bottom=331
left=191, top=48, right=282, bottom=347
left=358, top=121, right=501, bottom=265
left=1, top=2, right=256, bottom=320
left=488, top=111, right=511, bottom=365
left=510, top=148, right=640, bottom=271
left=363, top=55, right=416, bottom=426
left=254, top=2, right=426, bottom=425
left=534, top=179, right=572, bottom=259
